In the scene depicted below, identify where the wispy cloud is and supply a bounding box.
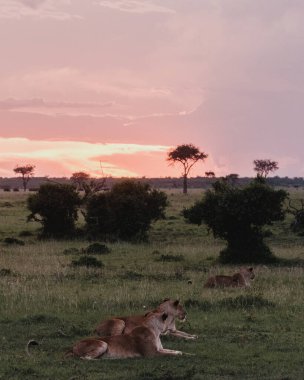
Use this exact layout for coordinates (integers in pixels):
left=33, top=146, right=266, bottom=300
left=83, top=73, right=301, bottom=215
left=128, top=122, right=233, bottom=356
left=17, top=0, right=47, bottom=9
left=0, top=98, right=115, bottom=110
left=0, top=0, right=81, bottom=20
left=96, top=0, right=175, bottom=14
left=0, top=137, right=170, bottom=177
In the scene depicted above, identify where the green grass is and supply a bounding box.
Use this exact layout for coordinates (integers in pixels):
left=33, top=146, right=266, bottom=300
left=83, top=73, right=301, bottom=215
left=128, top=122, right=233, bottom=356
left=0, top=189, right=304, bottom=379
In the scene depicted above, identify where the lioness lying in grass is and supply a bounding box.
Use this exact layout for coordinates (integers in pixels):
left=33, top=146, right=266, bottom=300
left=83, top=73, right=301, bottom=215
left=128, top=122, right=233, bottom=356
left=94, top=299, right=198, bottom=340
left=204, top=267, right=255, bottom=288
left=67, top=311, right=183, bottom=359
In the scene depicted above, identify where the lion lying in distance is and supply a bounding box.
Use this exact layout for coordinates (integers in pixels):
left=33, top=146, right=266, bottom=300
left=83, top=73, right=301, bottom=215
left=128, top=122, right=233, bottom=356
left=94, top=299, right=197, bottom=340
left=66, top=311, right=183, bottom=359
left=204, top=267, right=255, bottom=288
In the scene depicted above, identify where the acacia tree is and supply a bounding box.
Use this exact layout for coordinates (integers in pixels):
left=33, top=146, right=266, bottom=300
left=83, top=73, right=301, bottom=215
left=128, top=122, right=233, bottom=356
left=70, top=171, right=107, bottom=200
left=13, top=164, right=35, bottom=191
left=70, top=171, right=91, bottom=190
left=167, top=144, right=208, bottom=194
left=253, top=159, right=279, bottom=178
left=205, top=171, right=215, bottom=178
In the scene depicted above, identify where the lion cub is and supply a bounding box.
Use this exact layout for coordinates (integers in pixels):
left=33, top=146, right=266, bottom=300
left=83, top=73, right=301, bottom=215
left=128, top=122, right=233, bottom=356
left=67, top=311, right=183, bottom=359
left=94, top=299, right=197, bottom=340
left=204, top=267, right=255, bottom=288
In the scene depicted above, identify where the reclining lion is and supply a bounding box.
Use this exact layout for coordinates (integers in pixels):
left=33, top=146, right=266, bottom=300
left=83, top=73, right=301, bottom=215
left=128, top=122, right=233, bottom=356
left=67, top=311, right=183, bottom=359
left=204, top=267, right=255, bottom=288
left=94, top=299, right=197, bottom=340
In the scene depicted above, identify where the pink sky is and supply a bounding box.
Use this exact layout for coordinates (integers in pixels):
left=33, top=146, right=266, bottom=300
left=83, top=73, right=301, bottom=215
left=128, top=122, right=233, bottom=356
left=1, top=0, right=304, bottom=178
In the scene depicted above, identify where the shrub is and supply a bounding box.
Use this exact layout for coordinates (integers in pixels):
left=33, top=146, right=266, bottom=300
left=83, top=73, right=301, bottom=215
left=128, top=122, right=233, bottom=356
left=19, top=230, right=33, bottom=237
left=3, top=237, right=25, bottom=245
left=63, top=247, right=81, bottom=255
left=0, top=268, right=17, bottom=277
left=84, top=243, right=110, bottom=255
left=155, top=254, right=185, bottom=262
left=85, top=180, right=168, bottom=241
left=184, top=179, right=287, bottom=263
left=71, top=256, right=104, bottom=268
left=27, top=183, right=81, bottom=238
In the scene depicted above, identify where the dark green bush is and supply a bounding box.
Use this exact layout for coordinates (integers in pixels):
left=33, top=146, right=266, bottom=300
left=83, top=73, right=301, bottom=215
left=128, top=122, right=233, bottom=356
left=3, top=237, right=25, bottom=245
left=19, top=230, right=33, bottom=237
left=63, top=247, right=81, bottom=255
left=184, top=179, right=287, bottom=263
left=0, top=268, right=18, bottom=277
left=84, top=243, right=110, bottom=254
left=71, top=256, right=104, bottom=268
left=27, top=183, right=81, bottom=238
left=85, top=180, right=168, bottom=241
left=155, top=254, right=185, bottom=262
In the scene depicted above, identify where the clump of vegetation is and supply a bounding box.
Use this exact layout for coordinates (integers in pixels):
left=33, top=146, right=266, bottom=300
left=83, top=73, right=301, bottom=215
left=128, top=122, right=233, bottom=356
left=27, top=183, right=81, bottom=238
left=151, top=250, right=161, bottom=255
left=63, top=247, right=81, bottom=255
left=84, top=243, right=110, bottom=255
left=2, top=237, right=25, bottom=245
left=0, top=268, right=18, bottom=277
left=0, top=201, right=13, bottom=207
left=184, top=178, right=288, bottom=263
left=71, top=256, right=104, bottom=268
left=288, top=199, right=304, bottom=235
left=85, top=180, right=168, bottom=241
left=19, top=230, right=33, bottom=237
left=120, top=270, right=144, bottom=281
left=155, top=254, right=185, bottom=262
left=218, top=295, right=275, bottom=309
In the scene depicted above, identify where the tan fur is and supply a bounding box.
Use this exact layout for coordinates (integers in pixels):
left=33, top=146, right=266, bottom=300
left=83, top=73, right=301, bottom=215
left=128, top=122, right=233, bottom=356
left=67, top=311, right=183, bottom=359
left=204, top=267, right=255, bottom=288
left=94, top=299, right=197, bottom=340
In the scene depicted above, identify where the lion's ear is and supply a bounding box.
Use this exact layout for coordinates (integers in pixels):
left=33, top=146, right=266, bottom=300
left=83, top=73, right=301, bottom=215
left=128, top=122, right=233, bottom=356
left=162, top=298, right=170, bottom=302
left=162, top=313, right=168, bottom=321
left=248, top=267, right=253, bottom=272
left=173, top=300, right=180, bottom=307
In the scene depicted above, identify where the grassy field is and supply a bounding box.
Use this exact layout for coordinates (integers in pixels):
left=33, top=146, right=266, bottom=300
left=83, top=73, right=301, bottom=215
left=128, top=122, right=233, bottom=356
left=0, top=189, right=304, bottom=380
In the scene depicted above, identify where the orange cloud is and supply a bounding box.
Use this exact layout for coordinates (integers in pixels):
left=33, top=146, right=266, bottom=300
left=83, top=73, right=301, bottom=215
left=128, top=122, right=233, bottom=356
left=0, top=137, right=171, bottom=178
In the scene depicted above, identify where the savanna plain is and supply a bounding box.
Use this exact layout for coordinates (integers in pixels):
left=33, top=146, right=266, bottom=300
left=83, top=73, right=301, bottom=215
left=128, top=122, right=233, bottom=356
left=0, top=189, right=304, bottom=380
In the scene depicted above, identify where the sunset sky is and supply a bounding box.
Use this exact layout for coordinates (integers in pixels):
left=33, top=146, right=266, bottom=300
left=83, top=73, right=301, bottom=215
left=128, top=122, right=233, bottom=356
left=1, top=0, right=304, bottom=178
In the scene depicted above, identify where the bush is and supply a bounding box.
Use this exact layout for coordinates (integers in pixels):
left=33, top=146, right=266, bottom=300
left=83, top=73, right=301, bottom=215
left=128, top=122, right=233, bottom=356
left=71, top=256, right=104, bottom=268
left=63, top=247, right=81, bottom=255
left=155, top=254, right=185, bottom=262
left=19, top=230, right=33, bottom=237
left=27, top=183, right=81, bottom=238
left=2, top=237, right=25, bottom=245
left=85, top=180, right=168, bottom=241
left=184, top=179, right=287, bottom=263
left=84, top=243, right=110, bottom=255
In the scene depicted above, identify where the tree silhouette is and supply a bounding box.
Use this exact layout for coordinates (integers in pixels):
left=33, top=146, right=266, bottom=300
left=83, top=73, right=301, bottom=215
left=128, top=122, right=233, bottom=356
left=70, top=172, right=91, bottom=191
left=167, top=144, right=208, bottom=194
left=13, top=164, right=35, bottom=191
left=205, top=171, right=215, bottom=178
left=253, top=159, right=278, bottom=178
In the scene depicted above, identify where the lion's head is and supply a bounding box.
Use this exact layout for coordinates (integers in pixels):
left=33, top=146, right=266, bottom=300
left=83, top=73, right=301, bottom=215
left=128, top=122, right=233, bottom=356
left=158, top=299, right=187, bottom=322
left=144, top=311, right=169, bottom=334
left=240, top=267, right=255, bottom=280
